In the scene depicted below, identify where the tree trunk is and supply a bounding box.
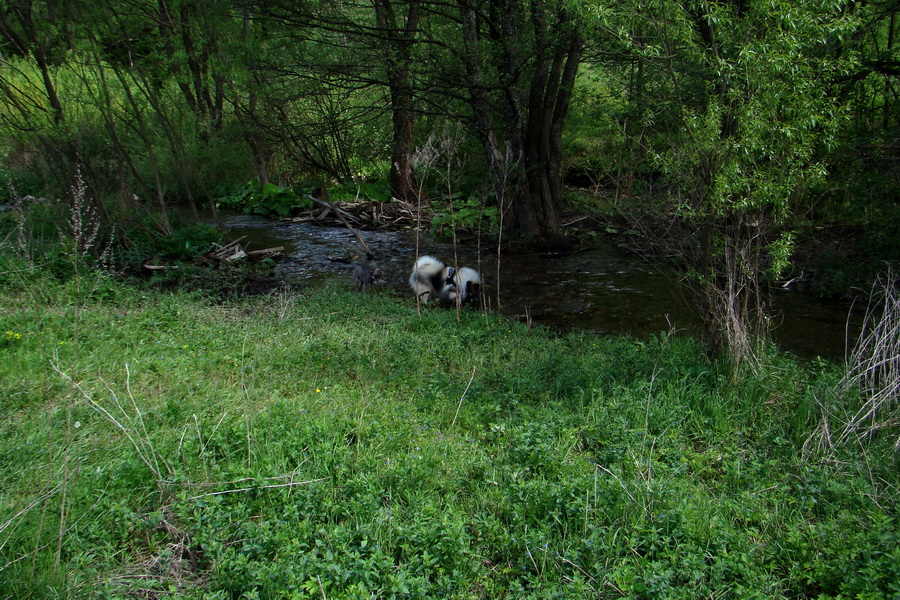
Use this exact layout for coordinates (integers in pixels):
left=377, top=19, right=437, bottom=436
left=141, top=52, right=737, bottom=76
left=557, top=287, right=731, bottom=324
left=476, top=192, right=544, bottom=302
left=376, top=0, right=421, bottom=203
left=460, top=2, right=512, bottom=216
left=389, top=98, right=419, bottom=202
left=461, top=0, right=582, bottom=238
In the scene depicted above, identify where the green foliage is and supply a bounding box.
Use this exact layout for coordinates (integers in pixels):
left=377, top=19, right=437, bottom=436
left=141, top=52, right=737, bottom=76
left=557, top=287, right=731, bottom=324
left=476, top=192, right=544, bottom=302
left=766, top=232, right=796, bottom=281
left=216, top=182, right=315, bottom=218
left=1, top=245, right=898, bottom=598
left=563, top=69, right=636, bottom=189
left=328, top=181, right=392, bottom=203
left=430, top=196, right=500, bottom=235
left=156, top=223, right=223, bottom=260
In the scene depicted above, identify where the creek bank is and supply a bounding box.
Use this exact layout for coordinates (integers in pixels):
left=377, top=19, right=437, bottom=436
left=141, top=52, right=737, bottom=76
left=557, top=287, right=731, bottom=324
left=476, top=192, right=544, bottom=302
left=579, top=208, right=894, bottom=302
left=155, top=201, right=865, bottom=360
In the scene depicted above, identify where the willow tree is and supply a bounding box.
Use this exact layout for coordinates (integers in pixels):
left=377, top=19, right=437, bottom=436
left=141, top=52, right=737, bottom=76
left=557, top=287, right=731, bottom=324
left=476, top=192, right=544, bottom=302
left=432, top=0, right=583, bottom=237
left=585, top=0, right=856, bottom=365
left=247, top=0, right=426, bottom=201
left=0, top=0, right=79, bottom=189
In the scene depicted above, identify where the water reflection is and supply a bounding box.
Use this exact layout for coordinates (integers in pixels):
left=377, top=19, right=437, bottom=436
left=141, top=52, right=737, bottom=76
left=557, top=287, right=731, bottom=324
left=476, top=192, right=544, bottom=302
left=213, top=212, right=860, bottom=361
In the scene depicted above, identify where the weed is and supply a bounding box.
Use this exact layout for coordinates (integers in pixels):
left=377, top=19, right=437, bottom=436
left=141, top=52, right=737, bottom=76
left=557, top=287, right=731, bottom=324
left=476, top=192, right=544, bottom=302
left=0, top=249, right=898, bottom=598
left=216, top=182, right=314, bottom=218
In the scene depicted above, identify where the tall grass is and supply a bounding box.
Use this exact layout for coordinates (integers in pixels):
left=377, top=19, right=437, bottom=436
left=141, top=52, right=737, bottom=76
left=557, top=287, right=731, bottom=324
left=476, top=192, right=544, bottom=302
left=839, top=267, right=900, bottom=444
left=807, top=266, right=900, bottom=455
left=1, top=217, right=898, bottom=598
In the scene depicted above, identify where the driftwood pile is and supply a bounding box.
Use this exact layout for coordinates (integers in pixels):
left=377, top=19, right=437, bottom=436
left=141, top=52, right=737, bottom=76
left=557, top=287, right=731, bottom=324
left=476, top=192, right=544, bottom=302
left=202, top=237, right=284, bottom=263
left=286, top=196, right=432, bottom=230
left=144, top=195, right=425, bottom=273
left=142, top=236, right=283, bottom=272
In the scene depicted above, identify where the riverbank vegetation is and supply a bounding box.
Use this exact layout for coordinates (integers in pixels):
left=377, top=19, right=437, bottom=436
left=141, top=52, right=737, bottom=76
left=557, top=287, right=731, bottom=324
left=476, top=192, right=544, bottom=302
left=2, top=218, right=900, bottom=598
left=2, top=2, right=900, bottom=593
left=2, top=0, right=900, bottom=365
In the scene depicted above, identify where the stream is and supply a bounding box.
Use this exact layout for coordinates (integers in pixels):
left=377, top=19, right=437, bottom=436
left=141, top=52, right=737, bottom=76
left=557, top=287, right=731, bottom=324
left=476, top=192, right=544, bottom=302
left=212, top=212, right=861, bottom=361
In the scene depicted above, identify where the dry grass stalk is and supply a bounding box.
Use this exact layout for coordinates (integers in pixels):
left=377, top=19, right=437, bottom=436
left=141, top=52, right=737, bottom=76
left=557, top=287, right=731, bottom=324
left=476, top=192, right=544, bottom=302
left=837, top=267, right=900, bottom=447
left=51, top=359, right=173, bottom=483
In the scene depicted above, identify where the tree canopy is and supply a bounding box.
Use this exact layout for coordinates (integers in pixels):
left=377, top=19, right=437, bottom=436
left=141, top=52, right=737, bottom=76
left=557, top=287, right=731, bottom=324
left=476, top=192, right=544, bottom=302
left=2, top=0, right=899, bottom=362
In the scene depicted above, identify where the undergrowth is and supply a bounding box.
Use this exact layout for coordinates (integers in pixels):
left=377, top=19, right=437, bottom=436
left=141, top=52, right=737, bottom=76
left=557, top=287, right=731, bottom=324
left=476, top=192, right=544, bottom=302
left=1, top=240, right=898, bottom=598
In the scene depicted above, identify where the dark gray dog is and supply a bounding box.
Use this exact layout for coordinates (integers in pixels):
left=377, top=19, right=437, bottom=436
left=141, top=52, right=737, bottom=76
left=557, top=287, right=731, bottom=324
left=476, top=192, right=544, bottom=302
left=353, top=264, right=384, bottom=292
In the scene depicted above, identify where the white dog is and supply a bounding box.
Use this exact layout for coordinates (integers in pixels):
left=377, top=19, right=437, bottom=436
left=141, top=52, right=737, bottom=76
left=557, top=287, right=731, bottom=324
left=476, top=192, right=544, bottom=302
left=409, top=255, right=456, bottom=303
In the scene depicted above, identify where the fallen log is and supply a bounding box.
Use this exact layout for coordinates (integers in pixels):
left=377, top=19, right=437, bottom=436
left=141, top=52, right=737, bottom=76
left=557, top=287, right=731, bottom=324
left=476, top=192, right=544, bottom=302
left=246, top=246, right=284, bottom=259
left=223, top=248, right=247, bottom=262
left=305, top=194, right=361, bottom=225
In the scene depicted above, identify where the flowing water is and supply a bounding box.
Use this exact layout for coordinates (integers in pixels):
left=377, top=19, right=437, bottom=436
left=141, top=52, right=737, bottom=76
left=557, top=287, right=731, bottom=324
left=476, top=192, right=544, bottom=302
left=212, top=212, right=860, bottom=361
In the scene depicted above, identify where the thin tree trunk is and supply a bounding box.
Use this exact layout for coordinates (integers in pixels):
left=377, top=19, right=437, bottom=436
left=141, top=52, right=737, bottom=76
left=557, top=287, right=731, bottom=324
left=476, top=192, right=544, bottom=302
left=111, top=66, right=172, bottom=234
left=885, top=12, right=895, bottom=130
left=86, top=36, right=143, bottom=206
left=157, top=0, right=198, bottom=116
left=0, top=1, right=66, bottom=124
left=136, top=70, right=201, bottom=221
left=461, top=2, right=512, bottom=216
left=375, top=0, right=421, bottom=203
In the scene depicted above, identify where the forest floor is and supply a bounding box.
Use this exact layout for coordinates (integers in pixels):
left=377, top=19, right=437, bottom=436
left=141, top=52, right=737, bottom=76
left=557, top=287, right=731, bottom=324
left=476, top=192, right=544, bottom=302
left=2, top=234, right=899, bottom=598
left=2, top=262, right=899, bottom=598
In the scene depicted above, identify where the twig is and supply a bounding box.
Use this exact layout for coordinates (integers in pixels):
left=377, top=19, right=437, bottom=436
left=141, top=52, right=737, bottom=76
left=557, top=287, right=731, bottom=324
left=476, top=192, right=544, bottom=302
left=561, top=215, right=589, bottom=227
left=211, top=237, right=246, bottom=253
left=450, top=366, right=477, bottom=429
left=52, top=358, right=165, bottom=480
left=159, top=464, right=309, bottom=488
left=0, top=483, right=63, bottom=544
left=595, top=463, right=637, bottom=504
left=187, top=477, right=327, bottom=501
left=317, top=575, right=327, bottom=600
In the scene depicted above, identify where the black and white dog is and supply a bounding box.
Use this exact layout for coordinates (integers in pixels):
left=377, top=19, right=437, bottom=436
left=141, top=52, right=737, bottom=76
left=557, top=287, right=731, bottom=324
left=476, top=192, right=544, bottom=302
left=449, top=266, right=482, bottom=304
left=409, top=255, right=457, bottom=303
left=409, top=255, right=481, bottom=304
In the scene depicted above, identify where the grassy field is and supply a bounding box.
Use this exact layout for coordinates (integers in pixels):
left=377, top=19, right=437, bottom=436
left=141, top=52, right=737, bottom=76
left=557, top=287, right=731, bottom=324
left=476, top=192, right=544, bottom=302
left=1, top=249, right=898, bottom=599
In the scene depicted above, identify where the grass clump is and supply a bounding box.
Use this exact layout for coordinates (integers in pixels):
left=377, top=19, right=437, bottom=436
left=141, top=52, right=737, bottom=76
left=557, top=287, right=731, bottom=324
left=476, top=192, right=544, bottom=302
left=1, top=249, right=898, bottom=599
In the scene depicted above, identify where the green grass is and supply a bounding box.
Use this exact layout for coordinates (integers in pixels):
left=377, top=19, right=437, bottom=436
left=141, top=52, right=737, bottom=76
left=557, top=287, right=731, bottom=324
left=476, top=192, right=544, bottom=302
left=1, top=252, right=898, bottom=599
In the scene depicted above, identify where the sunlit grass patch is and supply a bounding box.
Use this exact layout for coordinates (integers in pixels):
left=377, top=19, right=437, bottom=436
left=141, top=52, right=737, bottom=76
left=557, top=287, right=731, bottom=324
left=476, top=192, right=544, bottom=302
left=1, top=257, right=897, bottom=599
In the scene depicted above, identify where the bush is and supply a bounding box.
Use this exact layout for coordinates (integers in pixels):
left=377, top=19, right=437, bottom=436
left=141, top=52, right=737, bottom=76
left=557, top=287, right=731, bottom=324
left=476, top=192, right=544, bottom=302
left=216, top=182, right=314, bottom=218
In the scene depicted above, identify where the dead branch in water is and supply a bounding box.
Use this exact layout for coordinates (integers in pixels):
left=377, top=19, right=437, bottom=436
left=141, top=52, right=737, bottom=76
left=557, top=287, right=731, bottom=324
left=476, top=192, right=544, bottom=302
left=309, top=190, right=374, bottom=260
